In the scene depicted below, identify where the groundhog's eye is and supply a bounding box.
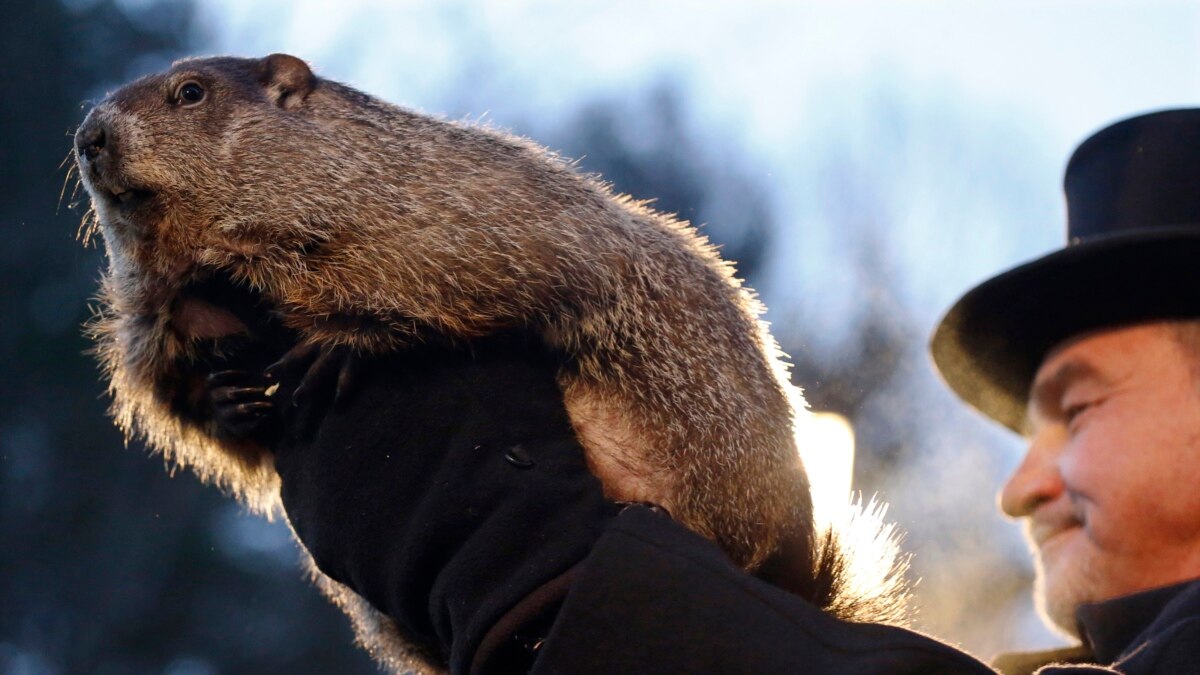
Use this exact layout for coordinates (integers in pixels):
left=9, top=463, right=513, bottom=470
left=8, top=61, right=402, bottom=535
left=175, top=81, right=207, bottom=106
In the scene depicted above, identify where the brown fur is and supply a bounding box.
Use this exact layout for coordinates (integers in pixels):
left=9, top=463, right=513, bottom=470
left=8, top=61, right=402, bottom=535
left=76, top=54, right=907, bottom=672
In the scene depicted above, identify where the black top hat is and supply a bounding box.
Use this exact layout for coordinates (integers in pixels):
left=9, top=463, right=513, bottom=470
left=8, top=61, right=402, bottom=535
left=931, top=108, right=1200, bottom=432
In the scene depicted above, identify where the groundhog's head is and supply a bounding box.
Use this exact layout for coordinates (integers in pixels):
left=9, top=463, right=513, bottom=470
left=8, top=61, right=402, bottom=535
left=75, top=54, right=337, bottom=287
left=73, top=55, right=353, bottom=508
left=74, top=53, right=483, bottom=376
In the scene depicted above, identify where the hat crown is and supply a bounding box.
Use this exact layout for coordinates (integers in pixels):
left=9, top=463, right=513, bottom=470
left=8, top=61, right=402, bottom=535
left=1065, top=109, right=1200, bottom=243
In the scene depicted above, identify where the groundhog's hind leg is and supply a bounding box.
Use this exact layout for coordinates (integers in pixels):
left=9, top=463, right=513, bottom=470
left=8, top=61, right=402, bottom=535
left=560, top=381, right=678, bottom=514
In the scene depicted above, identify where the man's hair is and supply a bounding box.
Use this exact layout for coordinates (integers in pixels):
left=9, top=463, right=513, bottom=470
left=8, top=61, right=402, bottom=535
left=1166, top=320, right=1200, bottom=380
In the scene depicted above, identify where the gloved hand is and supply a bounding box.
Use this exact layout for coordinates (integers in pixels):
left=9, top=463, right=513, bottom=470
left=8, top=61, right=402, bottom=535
left=266, top=336, right=623, bottom=674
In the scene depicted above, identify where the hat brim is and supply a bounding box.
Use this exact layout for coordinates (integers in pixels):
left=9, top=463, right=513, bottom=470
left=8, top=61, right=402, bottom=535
left=930, top=225, right=1200, bottom=432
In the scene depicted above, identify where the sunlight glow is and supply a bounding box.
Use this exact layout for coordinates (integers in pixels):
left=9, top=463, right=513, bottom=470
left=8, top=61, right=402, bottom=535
left=797, top=411, right=855, bottom=526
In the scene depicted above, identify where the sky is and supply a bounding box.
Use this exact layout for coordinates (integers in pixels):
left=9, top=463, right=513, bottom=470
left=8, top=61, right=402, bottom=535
left=185, top=0, right=1200, bottom=657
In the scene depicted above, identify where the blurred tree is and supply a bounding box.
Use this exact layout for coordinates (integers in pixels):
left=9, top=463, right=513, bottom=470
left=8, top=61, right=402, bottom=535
left=545, top=82, right=773, bottom=282
left=0, top=1, right=375, bottom=672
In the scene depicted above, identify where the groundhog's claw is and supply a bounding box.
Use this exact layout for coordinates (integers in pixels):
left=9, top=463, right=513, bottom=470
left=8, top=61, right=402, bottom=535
left=266, top=342, right=362, bottom=414
left=206, top=369, right=280, bottom=443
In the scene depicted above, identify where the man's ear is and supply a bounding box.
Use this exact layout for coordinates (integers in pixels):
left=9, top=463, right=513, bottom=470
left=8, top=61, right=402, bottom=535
left=259, top=53, right=315, bottom=110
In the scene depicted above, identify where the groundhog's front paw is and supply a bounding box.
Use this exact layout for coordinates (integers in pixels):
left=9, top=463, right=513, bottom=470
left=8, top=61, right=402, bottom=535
left=206, top=369, right=281, bottom=444
left=265, top=342, right=363, bottom=438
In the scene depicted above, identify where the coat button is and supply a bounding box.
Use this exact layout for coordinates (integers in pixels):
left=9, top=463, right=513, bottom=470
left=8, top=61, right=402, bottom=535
left=503, top=444, right=535, bottom=469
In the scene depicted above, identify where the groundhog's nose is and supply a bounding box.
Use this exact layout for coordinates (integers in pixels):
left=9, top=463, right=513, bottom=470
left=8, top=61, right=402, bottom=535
left=76, top=118, right=109, bottom=162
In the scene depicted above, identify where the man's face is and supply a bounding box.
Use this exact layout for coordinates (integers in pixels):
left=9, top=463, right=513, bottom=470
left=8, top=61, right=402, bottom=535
left=1000, top=322, right=1200, bottom=635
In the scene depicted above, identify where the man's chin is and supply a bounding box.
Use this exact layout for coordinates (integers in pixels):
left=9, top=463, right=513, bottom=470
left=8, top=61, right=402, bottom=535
left=1032, top=536, right=1096, bottom=639
left=1033, top=570, right=1085, bottom=639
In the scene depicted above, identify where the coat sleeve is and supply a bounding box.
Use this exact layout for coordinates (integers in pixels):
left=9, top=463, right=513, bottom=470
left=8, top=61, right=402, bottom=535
left=531, top=507, right=998, bottom=675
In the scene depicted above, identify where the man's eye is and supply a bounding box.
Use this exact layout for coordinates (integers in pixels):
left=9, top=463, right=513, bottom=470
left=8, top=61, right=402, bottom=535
left=1064, top=401, right=1096, bottom=427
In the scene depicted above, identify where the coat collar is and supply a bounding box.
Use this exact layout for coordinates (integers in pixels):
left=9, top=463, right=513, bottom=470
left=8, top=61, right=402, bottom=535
left=1076, top=577, right=1200, bottom=664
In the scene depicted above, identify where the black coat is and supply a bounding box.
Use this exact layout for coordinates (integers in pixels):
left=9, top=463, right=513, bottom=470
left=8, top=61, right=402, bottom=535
left=535, top=507, right=1200, bottom=675
left=530, top=506, right=994, bottom=674
left=263, top=339, right=1200, bottom=675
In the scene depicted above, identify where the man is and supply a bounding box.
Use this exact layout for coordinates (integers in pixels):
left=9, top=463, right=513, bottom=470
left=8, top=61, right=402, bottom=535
left=931, top=108, right=1200, bottom=673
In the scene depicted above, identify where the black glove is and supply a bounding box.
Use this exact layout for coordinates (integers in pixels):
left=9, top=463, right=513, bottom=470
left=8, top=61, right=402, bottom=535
left=268, top=336, right=622, bottom=673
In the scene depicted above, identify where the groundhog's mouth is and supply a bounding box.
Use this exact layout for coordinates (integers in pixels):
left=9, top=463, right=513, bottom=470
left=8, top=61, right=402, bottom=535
left=172, top=272, right=277, bottom=341
left=105, top=185, right=154, bottom=212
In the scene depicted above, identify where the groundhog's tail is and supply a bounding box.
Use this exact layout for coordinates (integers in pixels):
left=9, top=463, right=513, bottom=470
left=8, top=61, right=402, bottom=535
left=809, top=496, right=913, bottom=626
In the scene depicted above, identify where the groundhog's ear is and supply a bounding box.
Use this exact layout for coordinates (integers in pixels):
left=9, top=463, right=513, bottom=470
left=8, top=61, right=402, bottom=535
left=258, top=53, right=315, bottom=110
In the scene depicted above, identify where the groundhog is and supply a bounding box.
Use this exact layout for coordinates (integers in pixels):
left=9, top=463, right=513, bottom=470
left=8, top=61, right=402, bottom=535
left=74, top=54, right=905, bottom=672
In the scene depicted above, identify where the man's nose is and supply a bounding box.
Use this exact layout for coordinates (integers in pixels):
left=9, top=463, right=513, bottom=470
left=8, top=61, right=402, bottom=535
left=998, top=427, right=1066, bottom=518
